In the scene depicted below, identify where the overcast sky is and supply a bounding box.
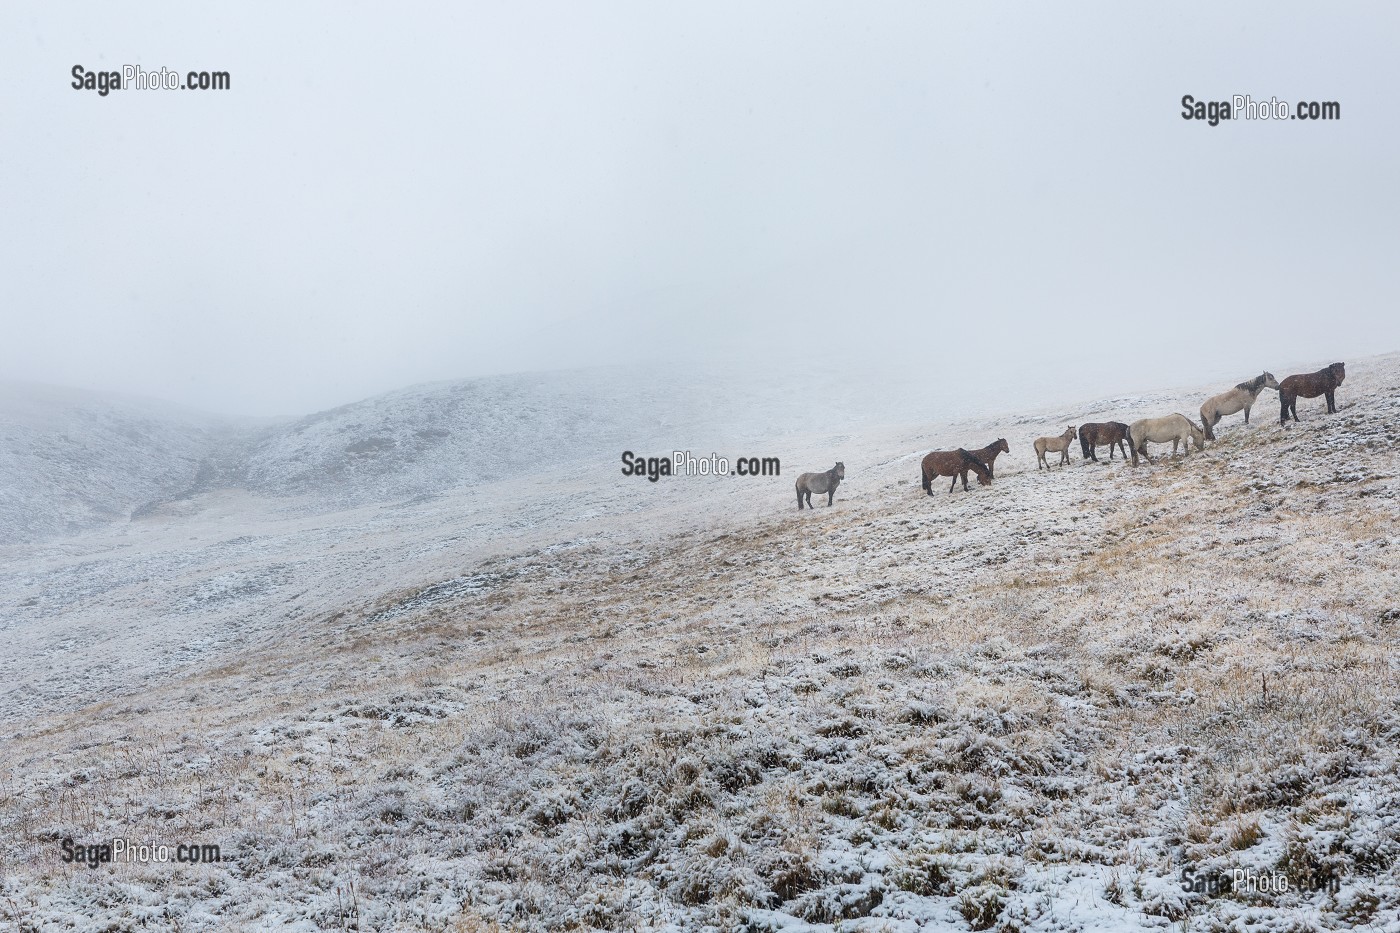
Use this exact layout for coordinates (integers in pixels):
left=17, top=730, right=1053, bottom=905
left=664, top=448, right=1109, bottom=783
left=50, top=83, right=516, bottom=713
left=2, top=2, right=1397, bottom=416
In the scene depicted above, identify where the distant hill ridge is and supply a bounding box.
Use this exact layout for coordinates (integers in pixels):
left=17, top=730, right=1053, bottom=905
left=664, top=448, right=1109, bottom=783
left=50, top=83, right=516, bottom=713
left=1, top=364, right=847, bottom=545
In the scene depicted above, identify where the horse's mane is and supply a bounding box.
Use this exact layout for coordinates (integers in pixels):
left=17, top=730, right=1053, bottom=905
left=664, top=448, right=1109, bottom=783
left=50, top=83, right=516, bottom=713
left=958, top=448, right=990, bottom=473
left=1235, top=373, right=1265, bottom=392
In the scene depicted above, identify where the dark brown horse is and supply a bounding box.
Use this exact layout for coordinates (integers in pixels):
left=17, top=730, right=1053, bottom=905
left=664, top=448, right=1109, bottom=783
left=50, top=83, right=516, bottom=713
left=1279, top=362, right=1345, bottom=424
left=1078, top=422, right=1130, bottom=462
left=920, top=448, right=992, bottom=495
left=967, top=438, right=1010, bottom=479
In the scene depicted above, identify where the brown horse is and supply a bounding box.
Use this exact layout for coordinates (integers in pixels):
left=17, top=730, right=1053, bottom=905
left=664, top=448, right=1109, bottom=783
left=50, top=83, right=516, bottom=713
left=1279, top=362, right=1345, bottom=424
left=967, top=438, right=1011, bottom=478
left=920, top=448, right=992, bottom=495
left=1078, top=422, right=1130, bottom=462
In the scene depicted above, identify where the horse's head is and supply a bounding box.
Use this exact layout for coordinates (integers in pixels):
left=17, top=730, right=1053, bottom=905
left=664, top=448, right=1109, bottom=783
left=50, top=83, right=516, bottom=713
left=1065, top=426, right=1078, bottom=441
left=995, top=438, right=1010, bottom=454
left=833, top=462, right=846, bottom=480
left=1262, top=371, right=1280, bottom=390
left=1330, top=362, right=1346, bottom=384
left=1191, top=421, right=1206, bottom=449
left=959, top=449, right=992, bottom=485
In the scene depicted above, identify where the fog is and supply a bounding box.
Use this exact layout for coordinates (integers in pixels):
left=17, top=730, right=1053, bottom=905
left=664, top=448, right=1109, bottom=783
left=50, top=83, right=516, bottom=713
left=2, top=2, right=1397, bottom=417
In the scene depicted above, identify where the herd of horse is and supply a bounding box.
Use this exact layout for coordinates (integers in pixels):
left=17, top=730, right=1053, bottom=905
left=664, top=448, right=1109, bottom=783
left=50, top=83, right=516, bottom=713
left=795, top=362, right=1347, bottom=506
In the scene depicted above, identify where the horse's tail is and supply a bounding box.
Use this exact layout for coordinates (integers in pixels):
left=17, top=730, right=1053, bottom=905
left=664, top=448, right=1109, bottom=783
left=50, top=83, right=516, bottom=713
left=1079, top=430, right=1092, bottom=459
left=920, top=462, right=930, bottom=493
left=1127, top=426, right=1138, bottom=466
left=1200, top=404, right=1216, bottom=440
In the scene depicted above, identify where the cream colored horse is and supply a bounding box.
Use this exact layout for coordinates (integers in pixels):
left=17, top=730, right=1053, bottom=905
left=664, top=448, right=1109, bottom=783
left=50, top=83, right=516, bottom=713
left=1200, top=372, right=1279, bottom=440
left=1128, top=414, right=1205, bottom=466
left=1034, top=426, right=1077, bottom=470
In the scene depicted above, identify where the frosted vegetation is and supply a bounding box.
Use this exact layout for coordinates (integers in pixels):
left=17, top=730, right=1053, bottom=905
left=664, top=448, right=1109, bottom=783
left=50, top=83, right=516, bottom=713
left=0, top=356, right=1397, bottom=931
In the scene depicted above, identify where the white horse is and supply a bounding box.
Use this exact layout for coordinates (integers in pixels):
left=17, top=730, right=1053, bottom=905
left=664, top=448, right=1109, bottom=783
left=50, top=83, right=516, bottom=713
left=1129, top=414, right=1204, bottom=466
left=1199, top=372, right=1279, bottom=440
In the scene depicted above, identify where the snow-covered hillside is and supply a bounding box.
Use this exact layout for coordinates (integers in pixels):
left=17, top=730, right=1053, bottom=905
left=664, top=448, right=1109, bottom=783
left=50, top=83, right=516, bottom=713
left=1, top=356, right=1397, bottom=931
left=0, top=382, right=245, bottom=545
left=239, top=368, right=709, bottom=508
left=0, top=362, right=954, bottom=545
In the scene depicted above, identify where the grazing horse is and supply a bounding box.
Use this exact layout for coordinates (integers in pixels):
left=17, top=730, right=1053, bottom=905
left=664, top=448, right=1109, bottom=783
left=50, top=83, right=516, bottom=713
left=1200, top=372, right=1279, bottom=439
left=1078, top=422, right=1131, bottom=462
left=796, top=462, right=845, bottom=509
left=920, top=448, right=992, bottom=495
left=1034, top=427, right=1077, bottom=470
left=967, top=438, right=1011, bottom=479
left=1128, top=414, right=1205, bottom=466
left=1279, top=362, right=1345, bottom=425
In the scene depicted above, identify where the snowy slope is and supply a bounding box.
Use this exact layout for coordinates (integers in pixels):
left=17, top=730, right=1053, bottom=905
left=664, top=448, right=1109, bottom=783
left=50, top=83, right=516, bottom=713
left=0, top=382, right=247, bottom=545
left=1, top=356, right=1397, bottom=932
left=1, top=362, right=941, bottom=545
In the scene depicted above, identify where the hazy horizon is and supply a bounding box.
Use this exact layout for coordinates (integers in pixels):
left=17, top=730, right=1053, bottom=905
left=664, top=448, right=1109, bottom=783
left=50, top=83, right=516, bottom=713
left=3, top=2, right=1398, bottom=417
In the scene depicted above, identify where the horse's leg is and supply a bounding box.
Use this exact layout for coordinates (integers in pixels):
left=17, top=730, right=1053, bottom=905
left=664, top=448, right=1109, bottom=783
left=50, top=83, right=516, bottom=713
left=827, top=489, right=834, bottom=506
left=948, top=473, right=958, bottom=494
left=1326, top=389, right=1336, bottom=413
left=1243, top=404, right=1251, bottom=426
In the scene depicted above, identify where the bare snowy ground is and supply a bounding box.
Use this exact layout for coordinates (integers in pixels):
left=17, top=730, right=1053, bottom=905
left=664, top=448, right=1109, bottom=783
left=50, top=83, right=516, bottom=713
left=1, top=358, right=1398, bottom=931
